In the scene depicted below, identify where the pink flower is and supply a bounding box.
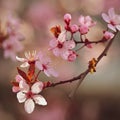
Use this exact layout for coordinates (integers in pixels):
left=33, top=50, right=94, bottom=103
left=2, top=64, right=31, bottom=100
left=103, top=31, right=114, bottom=40
left=17, top=81, right=47, bottom=114
left=2, top=39, right=23, bottom=61
left=6, top=14, right=24, bottom=41
left=36, top=52, right=58, bottom=77
left=64, top=13, right=72, bottom=25
left=49, top=38, right=75, bottom=60
left=79, top=15, right=96, bottom=34
left=102, top=8, right=120, bottom=31
left=67, top=51, right=77, bottom=62
left=70, top=24, right=79, bottom=33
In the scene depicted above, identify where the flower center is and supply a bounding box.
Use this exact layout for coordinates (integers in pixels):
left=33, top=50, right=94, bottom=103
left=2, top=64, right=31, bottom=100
left=26, top=91, right=34, bottom=99
left=57, top=42, right=63, bottom=48
left=42, top=64, right=47, bottom=70
left=110, top=20, right=116, bottom=26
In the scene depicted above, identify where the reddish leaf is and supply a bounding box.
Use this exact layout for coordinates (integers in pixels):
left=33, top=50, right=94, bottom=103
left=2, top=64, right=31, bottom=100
left=17, top=67, right=30, bottom=82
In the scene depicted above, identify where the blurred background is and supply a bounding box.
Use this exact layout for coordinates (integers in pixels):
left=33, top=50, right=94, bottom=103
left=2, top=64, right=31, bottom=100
left=0, top=0, right=120, bottom=120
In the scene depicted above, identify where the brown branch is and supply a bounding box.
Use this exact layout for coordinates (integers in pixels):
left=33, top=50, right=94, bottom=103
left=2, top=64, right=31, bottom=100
left=44, top=31, right=118, bottom=89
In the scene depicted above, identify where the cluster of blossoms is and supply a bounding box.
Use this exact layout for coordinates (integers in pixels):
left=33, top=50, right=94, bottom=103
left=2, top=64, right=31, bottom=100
left=0, top=14, right=24, bottom=61
left=49, top=8, right=120, bottom=62
left=12, top=51, right=58, bottom=113
left=11, top=8, right=120, bottom=114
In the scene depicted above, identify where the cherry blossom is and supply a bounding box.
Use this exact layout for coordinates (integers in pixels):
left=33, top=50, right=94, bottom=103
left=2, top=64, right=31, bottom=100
left=67, top=50, right=78, bottom=62
left=102, top=8, right=120, bottom=31
left=16, top=51, right=38, bottom=67
left=17, top=81, right=47, bottom=114
left=103, top=31, right=114, bottom=40
left=49, top=39, right=76, bottom=60
left=2, top=39, right=23, bottom=61
left=78, top=15, right=96, bottom=34
left=70, top=24, right=79, bottom=33
left=36, top=52, right=58, bottom=77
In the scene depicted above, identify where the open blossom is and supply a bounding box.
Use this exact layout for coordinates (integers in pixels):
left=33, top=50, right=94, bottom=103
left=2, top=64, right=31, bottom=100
left=79, top=15, right=96, bottom=34
left=103, top=31, right=114, bottom=40
left=2, top=39, right=23, bottom=61
left=17, top=81, right=47, bottom=114
left=102, top=8, right=120, bottom=31
left=16, top=51, right=58, bottom=77
left=49, top=38, right=76, bottom=61
left=16, top=51, right=38, bottom=67
left=36, top=52, right=58, bottom=77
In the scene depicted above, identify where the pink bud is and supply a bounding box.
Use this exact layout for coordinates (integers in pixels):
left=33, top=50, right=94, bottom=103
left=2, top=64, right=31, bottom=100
left=64, top=13, right=72, bottom=24
left=103, top=31, right=114, bottom=40
left=67, top=51, right=77, bottom=62
left=70, top=24, right=79, bottom=33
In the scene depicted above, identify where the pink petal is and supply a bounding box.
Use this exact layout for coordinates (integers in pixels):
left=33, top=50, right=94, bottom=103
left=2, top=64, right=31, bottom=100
left=36, top=61, right=43, bottom=70
left=12, top=86, right=20, bottom=93
left=49, top=39, right=58, bottom=48
left=33, top=95, right=47, bottom=106
left=17, top=92, right=26, bottom=103
left=102, top=13, right=110, bottom=23
left=53, top=48, right=60, bottom=56
left=79, top=15, right=85, bottom=25
left=64, top=40, right=75, bottom=49
left=108, top=24, right=116, bottom=32
left=24, top=99, right=35, bottom=114
left=108, top=8, right=115, bottom=19
left=15, top=75, right=23, bottom=82
left=31, top=81, right=43, bottom=94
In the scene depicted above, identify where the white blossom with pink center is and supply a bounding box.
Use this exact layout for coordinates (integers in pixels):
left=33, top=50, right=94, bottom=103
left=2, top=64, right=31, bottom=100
left=78, top=15, right=96, bottom=34
left=102, top=8, right=120, bottom=32
left=17, top=81, right=47, bottom=114
left=2, top=39, right=23, bottom=61
left=49, top=38, right=76, bottom=60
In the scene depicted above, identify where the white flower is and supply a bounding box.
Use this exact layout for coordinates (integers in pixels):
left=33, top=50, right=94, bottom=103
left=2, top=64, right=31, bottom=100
left=17, top=81, right=47, bottom=114
left=16, top=51, right=38, bottom=67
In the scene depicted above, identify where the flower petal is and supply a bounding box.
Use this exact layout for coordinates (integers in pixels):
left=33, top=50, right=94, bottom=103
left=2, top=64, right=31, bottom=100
left=108, top=8, right=115, bottom=19
left=31, top=81, right=43, bottom=94
left=49, top=39, right=58, bottom=48
left=15, top=75, right=23, bottom=82
left=17, top=92, right=26, bottom=103
left=102, top=13, right=110, bottom=23
left=33, top=95, right=47, bottom=106
left=108, top=24, right=116, bottom=31
left=16, top=56, right=26, bottom=62
left=58, top=31, right=66, bottom=42
left=20, top=62, right=29, bottom=67
left=116, top=25, right=120, bottom=31
left=19, top=80, right=29, bottom=92
left=53, top=48, right=60, bottom=56
left=64, top=40, right=75, bottom=49
left=24, top=99, right=35, bottom=114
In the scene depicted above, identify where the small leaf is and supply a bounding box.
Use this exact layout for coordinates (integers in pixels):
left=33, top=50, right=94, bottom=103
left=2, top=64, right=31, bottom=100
left=17, top=67, right=30, bottom=83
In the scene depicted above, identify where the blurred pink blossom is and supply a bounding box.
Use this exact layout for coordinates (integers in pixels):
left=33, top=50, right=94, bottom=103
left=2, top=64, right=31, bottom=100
left=102, top=8, right=120, bottom=31
left=2, top=38, right=23, bottom=61
left=79, top=15, right=96, bottom=34
left=103, top=31, right=114, bottom=40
